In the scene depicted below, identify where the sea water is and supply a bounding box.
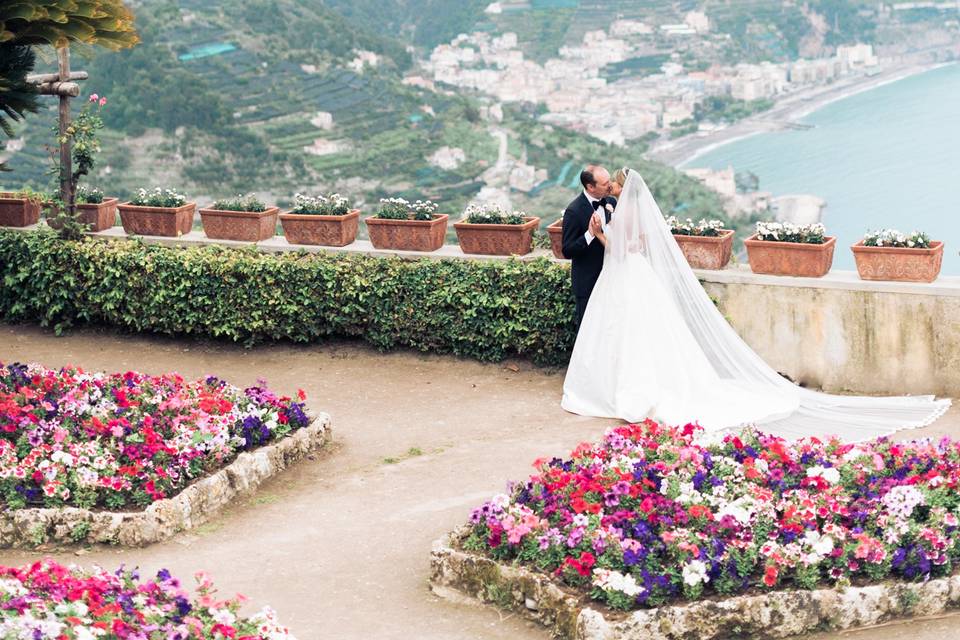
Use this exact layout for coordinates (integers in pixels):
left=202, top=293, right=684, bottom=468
left=685, top=63, right=960, bottom=275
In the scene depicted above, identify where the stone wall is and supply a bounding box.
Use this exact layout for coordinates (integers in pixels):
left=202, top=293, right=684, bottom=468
left=0, top=413, right=331, bottom=548
left=431, top=528, right=960, bottom=640
left=697, top=267, right=960, bottom=397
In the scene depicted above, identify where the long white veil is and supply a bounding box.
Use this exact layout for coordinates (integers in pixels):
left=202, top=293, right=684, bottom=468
left=607, top=169, right=951, bottom=441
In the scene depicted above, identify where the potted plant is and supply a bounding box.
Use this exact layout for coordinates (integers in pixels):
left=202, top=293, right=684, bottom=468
left=667, top=216, right=734, bottom=270
left=744, top=221, right=835, bottom=277
left=279, top=193, right=359, bottom=246
left=546, top=218, right=565, bottom=259
left=118, top=187, right=195, bottom=237
left=453, top=203, right=540, bottom=256
left=0, top=189, right=42, bottom=227
left=46, top=186, right=118, bottom=232
left=199, top=193, right=278, bottom=242
left=365, top=198, right=448, bottom=252
left=851, top=229, right=944, bottom=283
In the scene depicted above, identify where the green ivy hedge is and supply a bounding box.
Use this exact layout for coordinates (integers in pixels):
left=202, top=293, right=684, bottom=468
left=0, top=230, right=576, bottom=365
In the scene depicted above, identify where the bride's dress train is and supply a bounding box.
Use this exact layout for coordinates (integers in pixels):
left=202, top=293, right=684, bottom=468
left=561, top=171, right=950, bottom=441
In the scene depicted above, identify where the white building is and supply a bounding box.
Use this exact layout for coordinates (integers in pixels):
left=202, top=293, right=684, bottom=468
left=683, top=167, right=737, bottom=198
left=685, top=11, right=711, bottom=34
left=429, top=146, right=467, bottom=170
left=310, top=112, right=334, bottom=130
left=660, top=24, right=698, bottom=36
left=509, top=163, right=549, bottom=192
left=837, top=43, right=879, bottom=70
left=348, top=50, right=380, bottom=73
left=610, top=19, right=653, bottom=37
left=662, top=103, right=694, bottom=127
left=303, top=139, right=343, bottom=156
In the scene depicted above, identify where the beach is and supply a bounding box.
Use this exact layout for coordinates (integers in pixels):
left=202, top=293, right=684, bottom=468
left=648, top=49, right=959, bottom=168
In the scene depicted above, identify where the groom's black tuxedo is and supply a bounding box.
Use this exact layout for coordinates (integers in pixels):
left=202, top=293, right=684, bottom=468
left=562, top=193, right=616, bottom=327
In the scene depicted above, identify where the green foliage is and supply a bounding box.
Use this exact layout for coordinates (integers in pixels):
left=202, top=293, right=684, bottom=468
left=0, top=231, right=577, bottom=365
left=322, top=0, right=488, bottom=49
left=695, top=96, right=774, bottom=124
left=211, top=193, right=266, bottom=213
left=28, top=523, right=47, bottom=547
left=0, top=43, right=39, bottom=171
left=69, top=521, right=91, bottom=543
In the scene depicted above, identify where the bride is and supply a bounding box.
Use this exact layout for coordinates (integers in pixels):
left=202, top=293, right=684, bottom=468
left=561, top=168, right=951, bottom=440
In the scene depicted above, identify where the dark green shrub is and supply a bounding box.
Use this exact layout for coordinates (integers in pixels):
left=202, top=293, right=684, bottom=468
left=0, top=230, right=576, bottom=365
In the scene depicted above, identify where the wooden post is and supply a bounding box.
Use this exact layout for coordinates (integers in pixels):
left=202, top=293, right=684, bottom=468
left=57, top=47, right=74, bottom=216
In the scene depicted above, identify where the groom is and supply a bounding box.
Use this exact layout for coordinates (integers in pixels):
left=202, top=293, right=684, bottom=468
left=562, top=165, right=616, bottom=328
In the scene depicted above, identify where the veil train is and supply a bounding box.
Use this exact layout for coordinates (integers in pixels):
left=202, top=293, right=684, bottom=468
left=606, top=170, right=950, bottom=441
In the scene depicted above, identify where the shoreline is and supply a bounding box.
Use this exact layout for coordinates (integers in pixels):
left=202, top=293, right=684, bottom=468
left=648, top=59, right=956, bottom=168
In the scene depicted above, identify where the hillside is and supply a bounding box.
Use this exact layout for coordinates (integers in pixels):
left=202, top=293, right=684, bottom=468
left=2, top=0, right=735, bottom=229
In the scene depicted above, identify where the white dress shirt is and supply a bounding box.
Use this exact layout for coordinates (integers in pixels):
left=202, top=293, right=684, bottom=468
left=583, top=190, right=606, bottom=245
left=583, top=189, right=600, bottom=245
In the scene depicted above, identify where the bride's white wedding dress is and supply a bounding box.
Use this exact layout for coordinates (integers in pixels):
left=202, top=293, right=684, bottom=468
left=561, top=171, right=951, bottom=440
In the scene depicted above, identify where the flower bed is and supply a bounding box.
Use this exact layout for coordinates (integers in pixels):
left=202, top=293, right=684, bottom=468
left=0, top=559, right=296, bottom=639
left=458, top=420, right=960, bottom=612
left=0, top=362, right=310, bottom=511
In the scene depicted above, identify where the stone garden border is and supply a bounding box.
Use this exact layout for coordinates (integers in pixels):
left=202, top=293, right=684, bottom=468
left=0, top=413, right=330, bottom=548
left=431, top=526, right=960, bottom=640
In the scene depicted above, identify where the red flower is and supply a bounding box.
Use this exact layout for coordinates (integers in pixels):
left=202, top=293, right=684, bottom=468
left=763, top=565, right=778, bottom=587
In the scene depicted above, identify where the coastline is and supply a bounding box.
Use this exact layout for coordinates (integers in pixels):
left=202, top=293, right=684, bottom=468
left=648, top=59, right=957, bottom=168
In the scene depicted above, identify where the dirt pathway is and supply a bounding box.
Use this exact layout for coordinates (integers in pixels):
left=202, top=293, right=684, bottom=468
left=1, top=324, right=958, bottom=640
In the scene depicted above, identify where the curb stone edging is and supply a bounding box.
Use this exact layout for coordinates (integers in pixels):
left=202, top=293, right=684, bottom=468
left=430, top=526, right=960, bottom=640
left=0, top=413, right=331, bottom=548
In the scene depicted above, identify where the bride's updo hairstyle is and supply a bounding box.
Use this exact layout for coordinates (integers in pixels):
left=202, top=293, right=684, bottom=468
left=613, top=167, right=630, bottom=186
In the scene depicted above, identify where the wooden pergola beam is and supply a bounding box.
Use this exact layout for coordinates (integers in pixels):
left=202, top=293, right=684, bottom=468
left=26, top=71, right=88, bottom=84
left=35, top=81, right=80, bottom=97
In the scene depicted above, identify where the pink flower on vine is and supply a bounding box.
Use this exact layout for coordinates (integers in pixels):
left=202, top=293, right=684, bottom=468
left=89, top=93, right=99, bottom=102
left=99, top=97, right=107, bottom=107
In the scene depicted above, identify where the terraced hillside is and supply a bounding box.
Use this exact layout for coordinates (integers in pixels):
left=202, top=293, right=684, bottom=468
left=2, top=0, right=734, bottom=224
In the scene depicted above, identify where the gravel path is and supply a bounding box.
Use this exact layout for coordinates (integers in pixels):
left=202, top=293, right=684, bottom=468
left=1, top=324, right=957, bottom=640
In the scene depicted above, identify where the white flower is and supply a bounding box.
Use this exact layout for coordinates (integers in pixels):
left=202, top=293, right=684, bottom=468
left=806, top=465, right=840, bottom=484
left=210, top=608, right=236, bottom=625
left=592, top=568, right=643, bottom=597
left=882, top=485, right=925, bottom=519
left=804, top=531, right=835, bottom=557
left=682, top=560, right=710, bottom=586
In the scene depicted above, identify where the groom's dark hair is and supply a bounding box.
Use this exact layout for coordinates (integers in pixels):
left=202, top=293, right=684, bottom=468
left=580, top=165, right=599, bottom=189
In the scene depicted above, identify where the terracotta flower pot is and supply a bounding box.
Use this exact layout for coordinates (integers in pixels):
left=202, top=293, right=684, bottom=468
left=673, top=229, right=734, bottom=270
left=279, top=209, right=359, bottom=246
left=0, top=193, right=41, bottom=227
left=744, top=234, right=836, bottom=277
left=851, top=240, right=944, bottom=283
left=547, top=219, right=565, bottom=259
left=200, top=206, right=279, bottom=242
left=118, top=202, right=196, bottom=237
left=365, top=214, right=448, bottom=252
left=454, top=216, right=540, bottom=256
left=45, top=198, right=118, bottom=232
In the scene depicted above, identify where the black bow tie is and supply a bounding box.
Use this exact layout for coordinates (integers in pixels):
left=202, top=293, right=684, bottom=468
left=592, top=199, right=604, bottom=211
